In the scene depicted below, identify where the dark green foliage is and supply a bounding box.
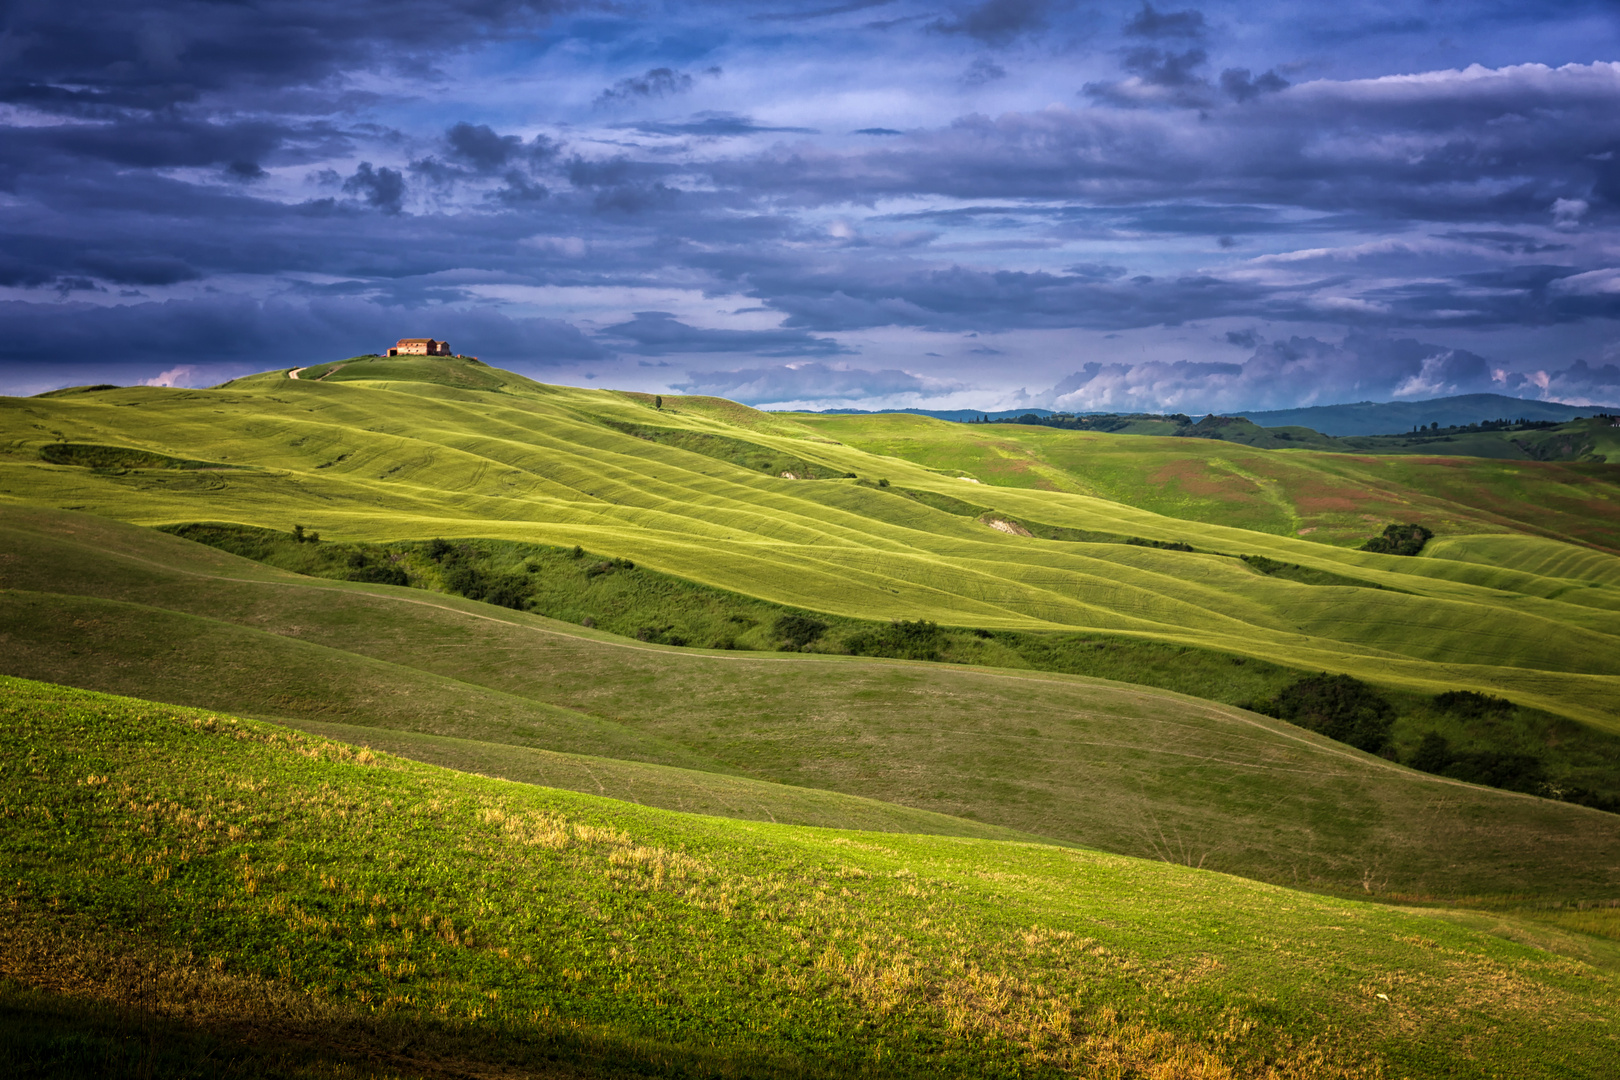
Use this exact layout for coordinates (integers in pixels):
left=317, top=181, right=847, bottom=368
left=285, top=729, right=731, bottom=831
left=1404, top=732, right=1549, bottom=795
left=158, top=523, right=1620, bottom=813
left=1434, top=690, right=1514, bottom=718
left=1558, top=787, right=1620, bottom=814
left=291, top=523, right=320, bottom=544
left=1360, top=523, right=1434, bottom=556
left=1126, top=537, right=1194, bottom=552
left=654, top=395, right=663, bottom=409
left=598, top=420, right=839, bottom=479
left=1239, top=554, right=1389, bottom=591
left=0, top=982, right=406, bottom=1080
left=31, top=383, right=122, bottom=397
left=889, top=487, right=991, bottom=517
left=877, top=478, right=890, bottom=487
left=342, top=548, right=407, bottom=586
left=38, top=442, right=233, bottom=472
left=774, top=614, right=828, bottom=649
left=846, top=619, right=944, bottom=661
left=1409, top=732, right=1453, bottom=774
left=1260, top=674, right=1395, bottom=754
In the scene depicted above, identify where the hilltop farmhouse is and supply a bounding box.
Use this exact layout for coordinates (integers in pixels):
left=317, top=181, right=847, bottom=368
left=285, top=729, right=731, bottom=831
left=387, top=338, right=451, bottom=356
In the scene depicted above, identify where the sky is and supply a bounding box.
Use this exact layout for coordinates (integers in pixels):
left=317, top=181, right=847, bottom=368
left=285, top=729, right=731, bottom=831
left=3, top=0, right=1620, bottom=412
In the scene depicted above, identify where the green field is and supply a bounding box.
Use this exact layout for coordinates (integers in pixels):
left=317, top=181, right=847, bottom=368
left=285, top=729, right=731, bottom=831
left=3, top=356, right=1620, bottom=1075
left=7, top=677, right=1620, bottom=1079
left=3, top=360, right=1618, bottom=729
left=5, top=504, right=1619, bottom=905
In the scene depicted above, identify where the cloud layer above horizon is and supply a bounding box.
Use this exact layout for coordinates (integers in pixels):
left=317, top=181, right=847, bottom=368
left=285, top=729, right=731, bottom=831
left=3, top=0, right=1620, bottom=410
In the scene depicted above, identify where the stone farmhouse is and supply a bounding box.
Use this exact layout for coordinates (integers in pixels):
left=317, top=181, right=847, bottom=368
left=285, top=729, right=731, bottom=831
left=387, top=338, right=451, bottom=356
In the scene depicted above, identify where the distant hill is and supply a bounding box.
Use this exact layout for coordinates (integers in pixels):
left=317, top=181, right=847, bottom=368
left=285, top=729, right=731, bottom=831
left=810, top=406, right=1057, bottom=421
left=1237, top=394, right=1616, bottom=437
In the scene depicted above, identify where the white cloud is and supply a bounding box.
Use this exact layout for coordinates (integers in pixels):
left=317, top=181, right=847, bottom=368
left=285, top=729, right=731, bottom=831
left=141, top=365, right=204, bottom=387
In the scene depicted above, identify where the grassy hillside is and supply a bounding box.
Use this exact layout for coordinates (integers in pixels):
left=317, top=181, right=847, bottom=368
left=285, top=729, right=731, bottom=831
left=7, top=676, right=1620, bottom=1079
left=2, top=359, right=1618, bottom=733
left=793, top=411, right=1620, bottom=550
left=5, top=507, right=1619, bottom=903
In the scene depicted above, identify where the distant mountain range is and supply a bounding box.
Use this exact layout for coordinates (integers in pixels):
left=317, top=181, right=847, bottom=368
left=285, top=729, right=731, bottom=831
left=810, top=394, right=1616, bottom=437
left=1234, top=394, right=1617, bottom=437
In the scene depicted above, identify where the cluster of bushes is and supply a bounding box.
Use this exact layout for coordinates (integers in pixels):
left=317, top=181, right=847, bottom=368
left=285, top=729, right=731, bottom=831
left=162, top=522, right=1620, bottom=814
left=585, top=557, right=636, bottom=579
left=1248, top=673, right=1396, bottom=753
left=844, top=619, right=945, bottom=661
left=40, top=442, right=225, bottom=471
left=1406, top=733, right=1548, bottom=794
left=774, top=614, right=829, bottom=650
left=1125, top=537, right=1194, bottom=552
left=1360, top=523, right=1433, bottom=556
left=1245, top=675, right=1617, bottom=813
left=425, top=539, right=528, bottom=608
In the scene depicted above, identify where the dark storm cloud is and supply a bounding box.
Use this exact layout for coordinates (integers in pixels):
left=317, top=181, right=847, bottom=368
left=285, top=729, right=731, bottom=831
left=6, top=0, right=1620, bottom=404
left=1219, top=67, right=1289, bottom=102
left=342, top=163, right=407, bottom=213
left=445, top=123, right=559, bottom=171
left=744, top=262, right=1270, bottom=332
left=600, top=312, right=852, bottom=356
left=1122, top=4, right=1206, bottom=39
left=1518, top=359, right=1620, bottom=405
left=1121, top=46, right=1208, bottom=87
left=595, top=68, right=710, bottom=107
left=0, top=295, right=607, bottom=371
left=1036, top=332, right=1510, bottom=413
left=0, top=0, right=581, bottom=116
left=717, top=63, right=1620, bottom=227
left=927, top=0, right=1066, bottom=45
left=673, top=362, right=948, bottom=403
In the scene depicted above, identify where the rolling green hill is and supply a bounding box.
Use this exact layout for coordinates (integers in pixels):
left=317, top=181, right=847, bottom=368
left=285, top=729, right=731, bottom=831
left=7, top=676, right=1620, bottom=1080
left=792, top=410, right=1620, bottom=550
left=3, top=505, right=1618, bottom=903
left=5, top=357, right=1620, bottom=1075
left=2, top=359, right=1618, bottom=735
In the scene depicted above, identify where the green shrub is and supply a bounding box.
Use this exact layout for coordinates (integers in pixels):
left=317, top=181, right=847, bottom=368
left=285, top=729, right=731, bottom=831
left=1434, top=690, right=1514, bottom=718
left=846, top=619, right=943, bottom=661
left=1126, top=537, right=1193, bottom=552
left=1360, top=523, right=1434, bottom=556
left=774, top=614, right=829, bottom=648
left=1406, top=732, right=1549, bottom=795
left=1263, top=673, right=1395, bottom=754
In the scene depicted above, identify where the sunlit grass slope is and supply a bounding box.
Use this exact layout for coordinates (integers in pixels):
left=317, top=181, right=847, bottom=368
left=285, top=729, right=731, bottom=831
left=7, top=676, right=1620, bottom=1080
left=793, top=411, right=1620, bottom=551
left=4, top=507, right=1619, bottom=902
left=3, top=365, right=1620, bottom=735
left=2, top=359, right=1618, bottom=730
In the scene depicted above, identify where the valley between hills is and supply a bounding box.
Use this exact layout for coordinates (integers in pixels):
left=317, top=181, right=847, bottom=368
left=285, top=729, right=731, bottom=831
left=3, top=354, right=1620, bottom=1078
